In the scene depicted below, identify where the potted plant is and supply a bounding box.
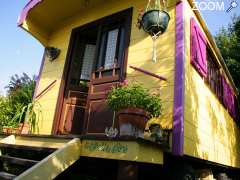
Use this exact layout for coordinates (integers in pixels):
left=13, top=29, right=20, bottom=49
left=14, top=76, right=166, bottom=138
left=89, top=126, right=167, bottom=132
left=1, top=103, right=26, bottom=134
left=107, top=83, right=162, bottom=137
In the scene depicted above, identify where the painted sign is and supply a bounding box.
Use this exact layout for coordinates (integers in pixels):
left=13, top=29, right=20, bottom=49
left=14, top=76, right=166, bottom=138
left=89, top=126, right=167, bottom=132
left=81, top=140, right=164, bottom=165
left=84, top=141, right=128, bottom=154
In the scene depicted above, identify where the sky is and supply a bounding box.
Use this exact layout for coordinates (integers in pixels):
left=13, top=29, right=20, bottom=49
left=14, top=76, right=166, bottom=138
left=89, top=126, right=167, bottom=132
left=0, top=0, right=239, bottom=95
left=0, top=0, right=44, bottom=95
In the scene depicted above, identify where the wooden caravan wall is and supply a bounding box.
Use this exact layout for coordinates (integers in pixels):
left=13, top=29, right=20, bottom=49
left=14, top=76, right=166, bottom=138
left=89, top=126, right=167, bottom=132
left=183, top=1, right=240, bottom=168
left=34, top=0, right=177, bottom=134
left=126, top=2, right=176, bottom=130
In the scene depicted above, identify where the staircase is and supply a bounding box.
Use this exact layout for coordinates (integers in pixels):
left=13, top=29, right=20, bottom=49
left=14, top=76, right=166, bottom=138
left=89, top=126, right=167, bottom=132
left=0, top=135, right=81, bottom=180
left=0, top=143, right=55, bottom=179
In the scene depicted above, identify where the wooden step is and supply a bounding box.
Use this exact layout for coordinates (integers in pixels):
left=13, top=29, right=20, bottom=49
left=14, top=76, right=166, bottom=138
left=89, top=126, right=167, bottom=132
left=0, top=155, right=39, bottom=168
left=0, top=143, right=56, bottom=153
left=0, top=171, right=16, bottom=180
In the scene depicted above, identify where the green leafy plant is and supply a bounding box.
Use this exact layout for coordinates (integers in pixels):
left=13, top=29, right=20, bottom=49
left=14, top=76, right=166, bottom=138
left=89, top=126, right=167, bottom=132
left=107, top=83, right=162, bottom=118
left=0, top=73, right=40, bottom=133
left=12, top=100, right=41, bottom=133
left=0, top=96, right=17, bottom=128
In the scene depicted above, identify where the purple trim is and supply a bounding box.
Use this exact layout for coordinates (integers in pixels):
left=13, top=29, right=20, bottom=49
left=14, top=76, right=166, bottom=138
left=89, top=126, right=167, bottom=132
left=33, top=50, right=45, bottom=99
left=172, top=1, right=185, bottom=156
left=17, top=0, right=43, bottom=26
left=129, top=65, right=167, bottom=81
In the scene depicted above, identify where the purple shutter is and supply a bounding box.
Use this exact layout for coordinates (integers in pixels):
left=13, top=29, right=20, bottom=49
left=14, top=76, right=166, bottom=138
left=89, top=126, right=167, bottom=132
left=190, top=18, right=207, bottom=78
left=222, top=76, right=228, bottom=108
left=190, top=19, right=198, bottom=69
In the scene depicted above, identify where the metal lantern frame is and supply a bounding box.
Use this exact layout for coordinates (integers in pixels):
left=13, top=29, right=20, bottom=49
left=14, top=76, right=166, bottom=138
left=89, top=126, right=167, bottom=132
left=140, top=0, right=170, bottom=62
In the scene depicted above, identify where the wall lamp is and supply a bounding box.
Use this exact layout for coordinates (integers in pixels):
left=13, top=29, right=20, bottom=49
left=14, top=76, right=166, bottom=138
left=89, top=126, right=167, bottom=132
left=45, top=47, right=61, bottom=62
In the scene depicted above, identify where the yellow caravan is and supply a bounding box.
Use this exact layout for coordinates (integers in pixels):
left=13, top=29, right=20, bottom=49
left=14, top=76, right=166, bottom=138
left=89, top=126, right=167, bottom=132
left=0, top=0, right=239, bottom=179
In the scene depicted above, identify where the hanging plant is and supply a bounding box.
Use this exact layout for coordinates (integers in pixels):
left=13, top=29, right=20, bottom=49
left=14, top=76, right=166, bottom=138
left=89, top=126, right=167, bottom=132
left=138, top=0, right=170, bottom=62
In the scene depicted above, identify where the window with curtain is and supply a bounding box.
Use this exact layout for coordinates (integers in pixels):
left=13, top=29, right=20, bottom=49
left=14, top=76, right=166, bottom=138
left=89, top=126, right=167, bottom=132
left=104, top=29, right=119, bottom=69
left=97, top=25, right=122, bottom=70
left=80, top=44, right=96, bottom=80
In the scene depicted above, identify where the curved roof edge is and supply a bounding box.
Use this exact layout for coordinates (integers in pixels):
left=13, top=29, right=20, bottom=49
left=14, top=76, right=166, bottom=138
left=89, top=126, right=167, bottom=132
left=17, top=0, right=43, bottom=26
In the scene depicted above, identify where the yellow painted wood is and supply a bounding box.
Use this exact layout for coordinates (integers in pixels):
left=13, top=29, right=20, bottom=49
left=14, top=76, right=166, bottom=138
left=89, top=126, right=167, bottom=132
left=15, top=138, right=81, bottom=180
left=81, top=140, right=163, bottom=164
left=23, top=0, right=177, bottom=135
left=0, top=135, right=69, bottom=149
left=126, top=2, right=176, bottom=131
left=10, top=138, right=163, bottom=179
left=2, top=137, right=163, bottom=165
left=21, top=20, right=49, bottom=46
left=15, top=136, right=69, bottom=149
left=0, top=135, right=15, bottom=144
left=183, top=0, right=240, bottom=168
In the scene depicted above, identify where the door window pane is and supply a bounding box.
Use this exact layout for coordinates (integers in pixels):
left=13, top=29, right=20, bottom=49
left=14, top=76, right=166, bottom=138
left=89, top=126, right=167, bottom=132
left=97, top=32, right=107, bottom=69
left=80, top=44, right=96, bottom=80
left=104, top=29, right=119, bottom=69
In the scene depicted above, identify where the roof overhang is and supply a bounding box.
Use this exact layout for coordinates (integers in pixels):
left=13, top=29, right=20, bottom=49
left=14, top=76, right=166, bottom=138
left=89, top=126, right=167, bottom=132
left=18, top=0, right=43, bottom=27
left=17, top=0, right=104, bottom=46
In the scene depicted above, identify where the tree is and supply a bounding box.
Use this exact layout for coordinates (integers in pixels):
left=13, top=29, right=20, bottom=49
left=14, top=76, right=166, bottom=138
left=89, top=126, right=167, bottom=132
left=215, top=16, right=240, bottom=93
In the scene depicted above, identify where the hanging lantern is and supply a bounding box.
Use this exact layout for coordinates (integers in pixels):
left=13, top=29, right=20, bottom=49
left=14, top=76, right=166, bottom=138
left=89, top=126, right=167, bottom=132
left=142, top=10, right=170, bottom=36
left=139, top=0, right=170, bottom=62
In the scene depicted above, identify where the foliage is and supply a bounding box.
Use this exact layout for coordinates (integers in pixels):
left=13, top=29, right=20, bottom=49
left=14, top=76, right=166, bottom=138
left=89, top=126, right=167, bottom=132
left=0, top=96, right=16, bottom=127
left=215, top=16, right=240, bottom=92
left=0, top=73, right=39, bottom=132
left=6, top=73, right=35, bottom=104
left=12, top=100, right=41, bottom=133
left=107, top=83, right=162, bottom=118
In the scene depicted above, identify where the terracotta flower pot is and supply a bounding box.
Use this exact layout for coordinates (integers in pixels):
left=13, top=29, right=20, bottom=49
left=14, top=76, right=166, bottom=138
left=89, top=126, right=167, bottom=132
left=2, top=127, right=19, bottom=134
left=117, top=107, right=150, bottom=130
left=19, top=123, right=30, bottom=134
left=2, top=123, right=30, bottom=135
